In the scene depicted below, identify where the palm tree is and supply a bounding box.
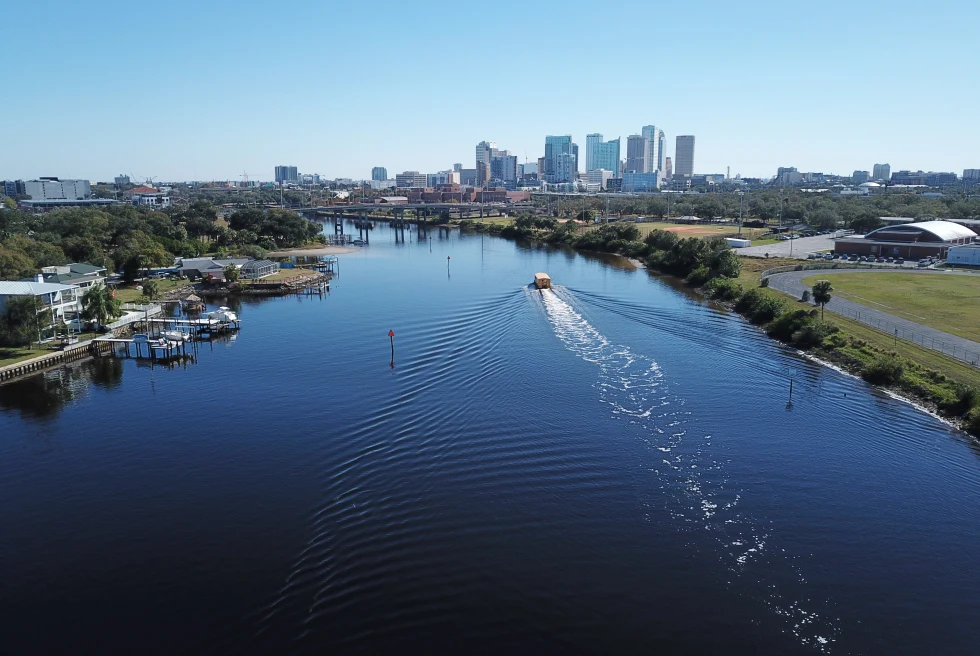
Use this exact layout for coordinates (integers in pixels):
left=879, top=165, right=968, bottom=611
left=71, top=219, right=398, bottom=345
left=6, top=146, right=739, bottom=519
left=82, top=285, right=122, bottom=329
left=141, top=279, right=160, bottom=301
left=811, top=280, right=833, bottom=320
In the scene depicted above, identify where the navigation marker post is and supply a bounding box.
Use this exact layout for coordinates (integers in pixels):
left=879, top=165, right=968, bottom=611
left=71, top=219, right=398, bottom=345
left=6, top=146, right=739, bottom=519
left=447, top=255, right=451, bottom=277
left=388, top=329, right=395, bottom=368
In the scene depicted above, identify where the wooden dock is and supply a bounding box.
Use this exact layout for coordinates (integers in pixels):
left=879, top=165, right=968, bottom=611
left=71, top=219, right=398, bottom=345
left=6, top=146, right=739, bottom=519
left=94, top=337, right=189, bottom=360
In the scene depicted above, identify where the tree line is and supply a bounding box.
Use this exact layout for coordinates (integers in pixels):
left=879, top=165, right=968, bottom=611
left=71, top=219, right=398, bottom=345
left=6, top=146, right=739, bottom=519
left=533, top=190, right=980, bottom=229
left=0, top=202, right=323, bottom=283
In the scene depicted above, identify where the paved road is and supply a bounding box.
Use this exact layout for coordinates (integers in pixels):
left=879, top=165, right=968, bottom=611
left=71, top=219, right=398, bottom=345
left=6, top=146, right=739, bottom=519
left=765, top=268, right=980, bottom=366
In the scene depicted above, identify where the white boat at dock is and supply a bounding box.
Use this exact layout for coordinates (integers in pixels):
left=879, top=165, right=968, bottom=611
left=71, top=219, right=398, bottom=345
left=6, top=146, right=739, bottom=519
left=207, top=306, right=238, bottom=323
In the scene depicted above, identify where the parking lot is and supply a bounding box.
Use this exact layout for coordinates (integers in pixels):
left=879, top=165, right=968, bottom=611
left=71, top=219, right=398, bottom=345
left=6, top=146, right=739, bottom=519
left=738, top=234, right=839, bottom=259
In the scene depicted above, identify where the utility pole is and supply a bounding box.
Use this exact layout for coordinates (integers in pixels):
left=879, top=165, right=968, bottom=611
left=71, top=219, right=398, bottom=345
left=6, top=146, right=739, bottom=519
left=737, top=191, right=744, bottom=238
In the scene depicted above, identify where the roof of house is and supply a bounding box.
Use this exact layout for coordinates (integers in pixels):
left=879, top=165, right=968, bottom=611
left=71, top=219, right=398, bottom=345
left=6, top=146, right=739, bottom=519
left=128, top=185, right=160, bottom=194
left=0, top=281, right=79, bottom=296
left=177, top=257, right=250, bottom=270
left=68, top=263, right=107, bottom=274
left=41, top=271, right=100, bottom=284
left=865, top=220, right=977, bottom=242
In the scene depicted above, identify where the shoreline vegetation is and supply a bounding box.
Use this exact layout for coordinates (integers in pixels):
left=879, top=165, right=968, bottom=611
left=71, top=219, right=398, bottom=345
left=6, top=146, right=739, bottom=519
left=458, top=217, right=980, bottom=438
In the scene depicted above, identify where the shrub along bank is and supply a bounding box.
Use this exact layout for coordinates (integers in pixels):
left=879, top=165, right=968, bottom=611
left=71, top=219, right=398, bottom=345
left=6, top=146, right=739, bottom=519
left=460, top=219, right=980, bottom=437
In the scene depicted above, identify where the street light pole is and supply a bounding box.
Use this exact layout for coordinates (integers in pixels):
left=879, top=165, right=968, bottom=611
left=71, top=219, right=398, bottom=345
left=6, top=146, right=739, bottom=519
left=737, top=191, right=744, bottom=238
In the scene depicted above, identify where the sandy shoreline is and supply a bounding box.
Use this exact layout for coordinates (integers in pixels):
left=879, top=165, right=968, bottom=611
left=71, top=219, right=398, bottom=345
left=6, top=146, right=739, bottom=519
left=266, top=245, right=356, bottom=257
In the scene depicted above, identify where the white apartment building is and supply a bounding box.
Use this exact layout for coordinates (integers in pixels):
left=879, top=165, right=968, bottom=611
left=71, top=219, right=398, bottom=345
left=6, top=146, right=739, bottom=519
left=25, top=178, right=91, bottom=201
left=0, top=280, right=82, bottom=340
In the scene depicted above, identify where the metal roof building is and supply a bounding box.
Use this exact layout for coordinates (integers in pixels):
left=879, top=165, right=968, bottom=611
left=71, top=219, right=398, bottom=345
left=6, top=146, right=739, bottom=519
left=834, top=220, right=977, bottom=259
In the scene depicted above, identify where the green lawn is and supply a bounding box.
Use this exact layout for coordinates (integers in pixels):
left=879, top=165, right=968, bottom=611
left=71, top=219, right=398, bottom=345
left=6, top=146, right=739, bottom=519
left=240, top=268, right=320, bottom=283
left=801, top=272, right=980, bottom=342
left=114, top=279, right=192, bottom=303
left=0, top=348, right=47, bottom=368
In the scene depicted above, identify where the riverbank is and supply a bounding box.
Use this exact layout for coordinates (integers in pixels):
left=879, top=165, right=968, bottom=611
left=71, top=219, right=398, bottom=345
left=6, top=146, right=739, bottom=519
left=458, top=219, right=980, bottom=437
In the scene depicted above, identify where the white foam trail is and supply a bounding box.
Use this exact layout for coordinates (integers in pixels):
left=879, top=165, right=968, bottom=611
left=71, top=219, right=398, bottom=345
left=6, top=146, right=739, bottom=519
left=535, top=286, right=840, bottom=652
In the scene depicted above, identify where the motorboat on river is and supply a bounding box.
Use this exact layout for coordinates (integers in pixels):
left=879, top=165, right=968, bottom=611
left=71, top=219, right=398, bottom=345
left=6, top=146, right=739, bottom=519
left=533, top=272, right=552, bottom=290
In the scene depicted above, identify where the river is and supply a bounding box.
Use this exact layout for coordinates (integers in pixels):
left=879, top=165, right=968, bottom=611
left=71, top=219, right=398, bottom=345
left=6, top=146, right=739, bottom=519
left=2, top=222, right=979, bottom=654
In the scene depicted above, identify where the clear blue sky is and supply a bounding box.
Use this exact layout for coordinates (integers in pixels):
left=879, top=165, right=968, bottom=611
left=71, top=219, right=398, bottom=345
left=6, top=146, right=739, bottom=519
left=2, top=0, right=977, bottom=183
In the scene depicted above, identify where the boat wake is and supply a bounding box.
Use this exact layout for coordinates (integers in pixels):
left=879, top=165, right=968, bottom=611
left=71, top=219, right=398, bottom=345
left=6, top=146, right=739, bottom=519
left=534, top=286, right=840, bottom=652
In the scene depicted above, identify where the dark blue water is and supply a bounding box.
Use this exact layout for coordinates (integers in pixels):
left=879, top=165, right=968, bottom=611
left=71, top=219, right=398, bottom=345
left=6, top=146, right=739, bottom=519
left=3, top=223, right=980, bottom=654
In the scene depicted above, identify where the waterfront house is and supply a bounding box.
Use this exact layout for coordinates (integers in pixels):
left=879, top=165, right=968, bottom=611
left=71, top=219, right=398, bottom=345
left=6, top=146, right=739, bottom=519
left=175, top=257, right=249, bottom=281
left=0, top=280, right=81, bottom=340
left=38, top=263, right=107, bottom=296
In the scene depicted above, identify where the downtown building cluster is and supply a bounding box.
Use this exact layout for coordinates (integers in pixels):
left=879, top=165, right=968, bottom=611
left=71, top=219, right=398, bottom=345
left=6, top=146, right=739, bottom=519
left=369, top=125, right=698, bottom=197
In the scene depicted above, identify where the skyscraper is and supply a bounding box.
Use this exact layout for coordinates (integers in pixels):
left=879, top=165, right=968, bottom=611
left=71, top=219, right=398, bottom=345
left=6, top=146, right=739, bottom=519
left=275, top=165, right=299, bottom=183
left=657, top=129, right=666, bottom=172
left=544, top=135, right=574, bottom=182
left=873, top=163, right=891, bottom=181
left=641, top=125, right=660, bottom=173
left=371, top=167, right=387, bottom=181
left=586, top=134, right=620, bottom=175
left=585, top=134, right=602, bottom=172
left=491, top=151, right=518, bottom=186
left=625, top=135, right=646, bottom=173
left=664, top=157, right=672, bottom=180
left=674, top=136, right=695, bottom=177
left=476, top=141, right=497, bottom=186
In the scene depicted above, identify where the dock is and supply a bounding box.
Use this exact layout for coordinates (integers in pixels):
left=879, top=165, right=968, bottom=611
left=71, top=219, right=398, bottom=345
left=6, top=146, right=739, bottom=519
left=94, top=336, right=189, bottom=360
left=148, top=317, right=241, bottom=335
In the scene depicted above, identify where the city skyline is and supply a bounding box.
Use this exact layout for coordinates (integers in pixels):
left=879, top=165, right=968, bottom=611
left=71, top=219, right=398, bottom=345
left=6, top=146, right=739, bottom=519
left=1, top=0, right=978, bottom=182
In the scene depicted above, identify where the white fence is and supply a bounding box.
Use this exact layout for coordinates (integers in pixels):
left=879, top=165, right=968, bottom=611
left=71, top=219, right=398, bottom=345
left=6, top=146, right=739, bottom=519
left=106, top=304, right=162, bottom=330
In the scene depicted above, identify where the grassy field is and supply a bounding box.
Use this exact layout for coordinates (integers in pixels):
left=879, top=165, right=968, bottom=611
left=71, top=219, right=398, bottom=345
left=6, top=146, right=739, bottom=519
left=801, top=272, right=980, bottom=342
left=731, top=259, right=980, bottom=388
left=632, top=221, right=766, bottom=239
left=114, top=279, right=193, bottom=303
left=0, top=332, right=103, bottom=368
left=240, top=268, right=321, bottom=283
left=0, top=348, right=46, bottom=368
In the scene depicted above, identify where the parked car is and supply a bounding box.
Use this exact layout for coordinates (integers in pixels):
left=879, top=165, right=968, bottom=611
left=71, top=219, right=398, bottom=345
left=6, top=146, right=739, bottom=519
left=886, top=257, right=894, bottom=263
left=823, top=253, right=834, bottom=260
left=896, top=257, right=905, bottom=264
left=876, top=257, right=885, bottom=263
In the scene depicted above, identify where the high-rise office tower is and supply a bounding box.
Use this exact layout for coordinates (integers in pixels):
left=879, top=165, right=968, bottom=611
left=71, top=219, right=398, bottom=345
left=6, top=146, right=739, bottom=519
left=544, top=135, right=574, bottom=182
left=657, top=130, right=666, bottom=172
left=476, top=141, right=498, bottom=186
left=491, top=151, right=518, bottom=185
left=625, top=135, right=646, bottom=173
left=586, top=134, right=620, bottom=174
left=371, top=167, right=388, bottom=181
left=873, top=163, right=891, bottom=181
left=585, top=134, right=602, bottom=172
left=665, top=157, right=672, bottom=180
left=641, top=125, right=660, bottom=173
left=674, top=136, right=695, bottom=177
left=275, top=165, right=299, bottom=183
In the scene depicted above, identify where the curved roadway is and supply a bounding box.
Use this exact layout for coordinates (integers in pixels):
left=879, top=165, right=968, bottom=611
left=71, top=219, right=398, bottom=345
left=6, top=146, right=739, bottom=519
left=765, top=268, right=980, bottom=366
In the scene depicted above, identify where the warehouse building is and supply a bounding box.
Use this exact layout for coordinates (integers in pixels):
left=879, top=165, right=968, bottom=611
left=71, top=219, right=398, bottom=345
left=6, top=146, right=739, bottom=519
left=833, top=220, right=977, bottom=259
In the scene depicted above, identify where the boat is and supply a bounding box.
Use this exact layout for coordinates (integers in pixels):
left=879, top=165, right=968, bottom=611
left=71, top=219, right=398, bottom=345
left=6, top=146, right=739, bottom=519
left=162, top=330, right=190, bottom=342
left=206, top=307, right=238, bottom=323
left=533, top=272, right=551, bottom=290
